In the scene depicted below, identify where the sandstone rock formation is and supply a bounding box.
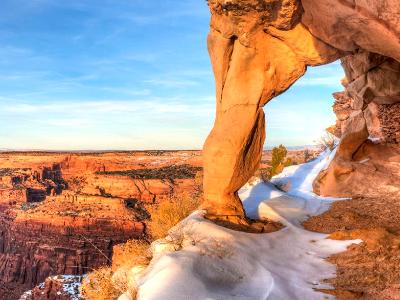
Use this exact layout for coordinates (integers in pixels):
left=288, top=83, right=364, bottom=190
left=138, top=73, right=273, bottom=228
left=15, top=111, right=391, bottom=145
left=314, top=55, right=400, bottom=197
left=203, top=0, right=400, bottom=218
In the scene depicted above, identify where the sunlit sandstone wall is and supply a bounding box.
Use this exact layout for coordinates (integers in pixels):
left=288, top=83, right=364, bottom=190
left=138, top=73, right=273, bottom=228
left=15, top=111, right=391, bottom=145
left=203, top=0, right=400, bottom=217
left=314, top=52, right=400, bottom=197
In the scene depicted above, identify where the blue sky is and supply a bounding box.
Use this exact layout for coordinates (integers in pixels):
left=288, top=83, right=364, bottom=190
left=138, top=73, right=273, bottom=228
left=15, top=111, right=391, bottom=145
left=0, top=0, right=344, bottom=150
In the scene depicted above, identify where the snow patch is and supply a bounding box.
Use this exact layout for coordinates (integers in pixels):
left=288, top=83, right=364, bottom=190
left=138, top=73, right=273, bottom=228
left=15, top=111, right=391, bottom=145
left=134, top=149, right=361, bottom=300
left=20, top=275, right=84, bottom=300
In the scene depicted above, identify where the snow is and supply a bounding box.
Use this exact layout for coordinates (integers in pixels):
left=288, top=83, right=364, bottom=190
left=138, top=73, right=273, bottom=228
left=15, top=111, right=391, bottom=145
left=19, top=290, right=32, bottom=300
left=135, top=149, right=361, bottom=300
left=270, top=148, right=337, bottom=200
left=368, top=136, right=381, bottom=143
left=19, top=275, right=84, bottom=300
left=59, top=275, right=84, bottom=299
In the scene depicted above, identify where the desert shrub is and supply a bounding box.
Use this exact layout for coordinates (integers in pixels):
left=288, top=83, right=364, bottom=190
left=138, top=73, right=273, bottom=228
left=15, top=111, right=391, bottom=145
left=303, top=149, right=312, bottom=163
left=112, top=240, right=150, bottom=270
left=97, top=165, right=202, bottom=180
left=0, top=168, right=30, bottom=177
left=81, top=240, right=151, bottom=300
left=81, top=267, right=121, bottom=300
left=149, top=193, right=202, bottom=240
left=267, top=145, right=293, bottom=179
left=68, top=176, right=87, bottom=194
left=318, top=131, right=336, bottom=151
left=20, top=202, right=40, bottom=211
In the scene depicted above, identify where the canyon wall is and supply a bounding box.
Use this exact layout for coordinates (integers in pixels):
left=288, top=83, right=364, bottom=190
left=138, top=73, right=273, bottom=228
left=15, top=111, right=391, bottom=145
left=0, top=207, right=143, bottom=289
left=203, top=0, right=400, bottom=218
left=0, top=165, right=146, bottom=299
left=0, top=151, right=201, bottom=299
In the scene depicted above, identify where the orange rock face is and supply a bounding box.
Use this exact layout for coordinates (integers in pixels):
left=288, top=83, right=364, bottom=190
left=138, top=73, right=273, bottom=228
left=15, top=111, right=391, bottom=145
left=302, top=0, right=400, bottom=61
left=203, top=0, right=340, bottom=218
left=315, top=52, right=400, bottom=197
left=20, top=275, right=84, bottom=300
left=314, top=141, right=400, bottom=197
left=0, top=187, right=145, bottom=299
left=203, top=0, right=400, bottom=215
left=0, top=151, right=202, bottom=299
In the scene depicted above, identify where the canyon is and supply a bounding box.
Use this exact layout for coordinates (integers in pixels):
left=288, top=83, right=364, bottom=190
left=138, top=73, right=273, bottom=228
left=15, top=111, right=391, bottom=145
left=0, top=149, right=312, bottom=299
left=0, top=151, right=202, bottom=299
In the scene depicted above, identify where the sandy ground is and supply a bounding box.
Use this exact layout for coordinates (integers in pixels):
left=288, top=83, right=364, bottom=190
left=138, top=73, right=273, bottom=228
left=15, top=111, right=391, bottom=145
left=304, top=195, right=400, bottom=299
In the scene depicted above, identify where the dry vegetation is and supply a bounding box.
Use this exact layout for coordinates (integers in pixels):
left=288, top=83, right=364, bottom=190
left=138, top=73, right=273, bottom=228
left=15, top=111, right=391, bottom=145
left=97, top=164, right=202, bottom=180
left=81, top=173, right=203, bottom=300
left=257, top=145, right=295, bottom=180
left=81, top=240, right=151, bottom=300
left=0, top=168, right=30, bottom=176
left=112, top=240, right=151, bottom=271
left=317, top=130, right=337, bottom=151
left=148, top=193, right=202, bottom=240
left=304, top=195, right=400, bottom=299
left=81, top=267, right=120, bottom=300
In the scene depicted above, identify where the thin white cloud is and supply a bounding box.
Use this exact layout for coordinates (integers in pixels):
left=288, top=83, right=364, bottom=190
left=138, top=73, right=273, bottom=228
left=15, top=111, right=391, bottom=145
left=3, top=97, right=215, bottom=116
left=144, top=79, right=199, bottom=88
left=296, top=76, right=344, bottom=87
left=37, top=118, right=91, bottom=128
left=99, top=87, right=152, bottom=96
left=122, top=53, right=159, bottom=63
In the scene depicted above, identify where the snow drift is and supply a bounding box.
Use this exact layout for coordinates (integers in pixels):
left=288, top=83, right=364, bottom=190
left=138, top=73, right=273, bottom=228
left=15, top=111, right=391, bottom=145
left=132, top=150, right=360, bottom=300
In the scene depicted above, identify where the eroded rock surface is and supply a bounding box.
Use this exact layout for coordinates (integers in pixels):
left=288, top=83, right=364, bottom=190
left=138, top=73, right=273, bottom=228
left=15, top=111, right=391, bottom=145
left=0, top=190, right=144, bottom=300
left=301, top=0, right=400, bottom=62
left=0, top=151, right=202, bottom=299
left=204, top=0, right=341, bottom=218
left=314, top=51, right=400, bottom=197
left=203, top=0, right=400, bottom=214
left=20, top=275, right=83, bottom=300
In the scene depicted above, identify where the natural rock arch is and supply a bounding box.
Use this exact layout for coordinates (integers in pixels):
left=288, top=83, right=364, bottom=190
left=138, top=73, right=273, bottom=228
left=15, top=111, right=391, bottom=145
left=202, top=0, right=400, bottom=220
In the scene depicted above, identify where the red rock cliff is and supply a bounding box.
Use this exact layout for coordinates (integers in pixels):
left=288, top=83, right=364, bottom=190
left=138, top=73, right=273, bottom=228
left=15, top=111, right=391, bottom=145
left=0, top=194, right=145, bottom=299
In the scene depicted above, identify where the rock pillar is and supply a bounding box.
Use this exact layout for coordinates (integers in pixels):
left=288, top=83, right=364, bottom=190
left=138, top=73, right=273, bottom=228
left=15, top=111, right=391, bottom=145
left=203, top=0, right=340, bottom=219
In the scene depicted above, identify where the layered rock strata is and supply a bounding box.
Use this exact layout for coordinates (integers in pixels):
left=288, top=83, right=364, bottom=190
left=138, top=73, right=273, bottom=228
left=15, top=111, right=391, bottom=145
left=0, top=195, right=145, bottom=298
left=0, top=151, right=202, bottom=299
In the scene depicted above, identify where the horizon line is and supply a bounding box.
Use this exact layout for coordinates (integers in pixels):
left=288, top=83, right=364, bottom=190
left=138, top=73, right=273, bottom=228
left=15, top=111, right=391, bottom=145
left=0, top=144, right=320, bottom=153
